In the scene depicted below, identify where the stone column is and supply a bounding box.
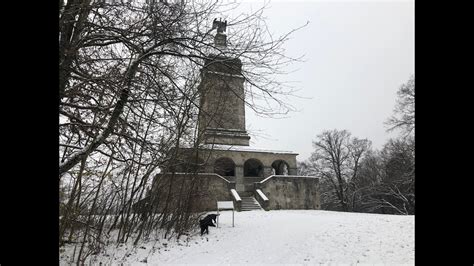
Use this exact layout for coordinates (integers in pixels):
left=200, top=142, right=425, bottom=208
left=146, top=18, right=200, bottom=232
left=289, top=167, right=297, bottom=175
left=263, top=166, right=274, bottom=178
left=235, top=165, right=245, bottom=192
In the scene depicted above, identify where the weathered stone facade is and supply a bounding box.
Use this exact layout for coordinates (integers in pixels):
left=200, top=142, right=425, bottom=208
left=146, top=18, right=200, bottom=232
left=149, top=173, right=235, bottom=212
left=198, top=55, right=250, bottom=146
left=256, top=175, right=320, bottom=210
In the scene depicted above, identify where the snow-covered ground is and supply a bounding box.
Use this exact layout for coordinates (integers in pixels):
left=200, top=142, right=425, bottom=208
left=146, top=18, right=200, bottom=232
left=60, top=210, right=414, bottom=265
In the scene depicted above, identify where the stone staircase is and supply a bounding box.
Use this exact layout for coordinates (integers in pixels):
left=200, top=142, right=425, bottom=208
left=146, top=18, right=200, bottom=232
left=240, top=196, right=263, bottom=211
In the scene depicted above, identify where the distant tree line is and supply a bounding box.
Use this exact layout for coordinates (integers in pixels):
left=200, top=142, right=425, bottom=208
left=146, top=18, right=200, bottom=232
left=299, top=75, right=414, bottom=215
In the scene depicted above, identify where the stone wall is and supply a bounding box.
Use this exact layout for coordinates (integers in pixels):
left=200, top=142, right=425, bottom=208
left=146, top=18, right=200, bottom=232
left=151, top=173, right=235, bottom=212
left=256, top=175, right=320, bottom=210
left=147, top=173, right=320, bottom=212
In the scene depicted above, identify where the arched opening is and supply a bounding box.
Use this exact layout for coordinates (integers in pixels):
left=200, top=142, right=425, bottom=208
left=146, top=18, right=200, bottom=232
left=244, top=158, right=264, bottom=177
left=214, top=157, right=235, bottom=176
left=272, top=160, right=289, bottom=175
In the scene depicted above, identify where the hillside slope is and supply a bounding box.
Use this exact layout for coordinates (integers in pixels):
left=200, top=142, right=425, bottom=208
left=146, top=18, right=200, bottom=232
left=60, top=210, right=414, bottom=265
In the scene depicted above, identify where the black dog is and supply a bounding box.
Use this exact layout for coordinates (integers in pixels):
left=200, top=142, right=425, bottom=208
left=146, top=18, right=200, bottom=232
left=199, top=214, right=219, bottom=235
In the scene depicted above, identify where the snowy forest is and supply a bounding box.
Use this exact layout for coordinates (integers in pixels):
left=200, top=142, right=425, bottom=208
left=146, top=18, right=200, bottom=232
left=59, top=0, right=414, bottom=264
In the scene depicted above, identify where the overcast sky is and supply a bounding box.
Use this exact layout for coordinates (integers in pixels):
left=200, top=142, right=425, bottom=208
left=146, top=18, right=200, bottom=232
left=229, top=0, right=414, bottom=161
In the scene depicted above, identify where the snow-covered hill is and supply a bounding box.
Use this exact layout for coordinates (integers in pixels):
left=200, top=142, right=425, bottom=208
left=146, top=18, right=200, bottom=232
left=60, top=210, right=414, bottom=265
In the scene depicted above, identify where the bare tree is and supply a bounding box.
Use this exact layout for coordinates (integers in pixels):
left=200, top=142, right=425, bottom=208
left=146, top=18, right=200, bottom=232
left=381, top=74, right=415, bottom=214
left=59, top=0, right=305, bottom=175
left=350, top=137, right=414, bottom=215
left=59, top=0, right=305, bottom=263
left=386, top=74, right=415, bottom=137
left=309, top=130, right=371, bottom=211
left=303, top=76, right=414, bottom=215
left=377, top=137, right=414, bottom=214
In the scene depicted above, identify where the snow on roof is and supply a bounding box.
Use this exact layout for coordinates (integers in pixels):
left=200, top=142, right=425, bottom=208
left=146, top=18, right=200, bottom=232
left=201, top=144, right=298, bottom=155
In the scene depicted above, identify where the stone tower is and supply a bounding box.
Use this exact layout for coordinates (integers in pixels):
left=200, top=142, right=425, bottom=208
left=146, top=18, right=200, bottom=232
left=142, top=19, right=320, bottom=212
left=198, top=19, right=251, bottom=146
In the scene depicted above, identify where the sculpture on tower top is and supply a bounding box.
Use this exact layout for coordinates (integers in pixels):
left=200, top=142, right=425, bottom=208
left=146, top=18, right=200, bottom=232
left=212, top=18, right=227, bottom=34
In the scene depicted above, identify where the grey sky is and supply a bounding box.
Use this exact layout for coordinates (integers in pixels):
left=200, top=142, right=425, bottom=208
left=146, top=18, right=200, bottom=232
left=231, top=0, right=414, bottom=161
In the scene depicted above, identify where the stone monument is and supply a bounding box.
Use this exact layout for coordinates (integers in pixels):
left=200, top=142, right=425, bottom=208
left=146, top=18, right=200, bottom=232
left=145, top=19, right=320, bottom=211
